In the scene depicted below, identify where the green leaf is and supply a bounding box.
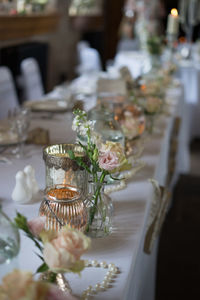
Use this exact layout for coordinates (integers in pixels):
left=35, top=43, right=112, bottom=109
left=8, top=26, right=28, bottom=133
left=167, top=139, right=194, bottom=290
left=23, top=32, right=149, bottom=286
left=78, top=141, right=87, bottom=152
left=36, top=263, right=49, bottom=273
left=35, top=252, right=44, bottom=261
left=14, top=212, right=29, bottom=232
left=109, top=175, right=121, bottom=181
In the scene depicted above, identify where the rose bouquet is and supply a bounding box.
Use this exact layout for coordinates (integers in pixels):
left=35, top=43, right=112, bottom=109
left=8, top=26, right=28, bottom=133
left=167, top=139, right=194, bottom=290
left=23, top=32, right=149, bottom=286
left=13, top=213, right=90, bottom=297
left=70, top=109, right=130, bottom=236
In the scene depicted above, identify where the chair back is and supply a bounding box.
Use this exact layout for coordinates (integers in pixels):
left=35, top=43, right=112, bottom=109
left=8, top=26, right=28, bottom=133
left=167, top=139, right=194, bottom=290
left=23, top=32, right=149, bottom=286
left=0, top=66, right=19, bottom=120
left=20, top=57, right=44, bottom=101
left=77, top=46, right=102, bottom=75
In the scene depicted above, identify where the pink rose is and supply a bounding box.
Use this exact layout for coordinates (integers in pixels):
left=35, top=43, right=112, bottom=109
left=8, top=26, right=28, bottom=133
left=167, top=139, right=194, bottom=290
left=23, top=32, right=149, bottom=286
left=98, top=150, right=119, bottom=171
left=28, top=216, right=46, bottom=237
left=43, top=227, right=90, bottom=272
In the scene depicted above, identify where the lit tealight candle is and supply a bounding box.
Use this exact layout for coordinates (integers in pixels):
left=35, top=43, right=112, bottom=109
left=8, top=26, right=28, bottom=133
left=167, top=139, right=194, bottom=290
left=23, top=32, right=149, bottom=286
left=167, top=8, right=179, bottom=35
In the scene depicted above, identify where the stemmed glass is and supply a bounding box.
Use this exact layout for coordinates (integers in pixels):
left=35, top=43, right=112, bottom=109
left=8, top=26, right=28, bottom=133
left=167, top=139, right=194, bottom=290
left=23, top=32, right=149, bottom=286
left=16, top=108, right=30, bottom=158
left=9, top=108, right=30, bottom=159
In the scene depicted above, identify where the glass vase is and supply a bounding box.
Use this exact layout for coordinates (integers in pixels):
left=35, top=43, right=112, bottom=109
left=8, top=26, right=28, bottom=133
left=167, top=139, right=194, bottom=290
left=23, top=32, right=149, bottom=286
left=77, top=105, right=125, bottom=148
left=88, top=105, right=125, bottom=146
left=0, top=206, right=20, bottom=264
left=85, top=182, right=113, bottom=238
left=40, top=271, right=74, bottom=298
left=146, top=113, right=156, bottom=134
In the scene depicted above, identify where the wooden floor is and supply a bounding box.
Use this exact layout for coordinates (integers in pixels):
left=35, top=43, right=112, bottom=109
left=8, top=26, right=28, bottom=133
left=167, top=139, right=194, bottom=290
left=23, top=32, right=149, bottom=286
left=156, top=139, right=200, bottom=300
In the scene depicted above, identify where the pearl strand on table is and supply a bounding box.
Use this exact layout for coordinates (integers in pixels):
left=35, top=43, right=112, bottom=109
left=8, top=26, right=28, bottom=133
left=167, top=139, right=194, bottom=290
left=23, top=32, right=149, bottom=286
left=105, top=179, right=126, bottom=194
left=81, top=260, right=119, bottom=300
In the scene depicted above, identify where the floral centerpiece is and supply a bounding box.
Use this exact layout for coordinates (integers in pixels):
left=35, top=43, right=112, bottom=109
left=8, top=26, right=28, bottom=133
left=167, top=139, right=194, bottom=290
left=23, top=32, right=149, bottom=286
left=142, top=96, right=162, bottom=134
left=144, top=97, right=162, bottom=114
left=147, top=34, right=163, bottom=56
left=115, top=104, right=146, bottom=141
left=138, top=81, right=165, bottom=99
left=9, top=213, right=91, bottom=299
left=146, top=34, right=164, bottom=70
left=70, top=109, right=130, bottom=237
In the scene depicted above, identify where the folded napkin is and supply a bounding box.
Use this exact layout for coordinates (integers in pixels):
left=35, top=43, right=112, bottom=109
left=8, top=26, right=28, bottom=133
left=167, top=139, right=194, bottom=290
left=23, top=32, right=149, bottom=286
left=97, top=77, right=127, bottom=97
left=26, top=127, right=50, bottom=145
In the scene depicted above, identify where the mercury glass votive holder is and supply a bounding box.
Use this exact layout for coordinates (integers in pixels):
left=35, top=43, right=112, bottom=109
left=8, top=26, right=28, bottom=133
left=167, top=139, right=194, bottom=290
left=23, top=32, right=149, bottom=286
left=43, top=143, right=89, bottom=197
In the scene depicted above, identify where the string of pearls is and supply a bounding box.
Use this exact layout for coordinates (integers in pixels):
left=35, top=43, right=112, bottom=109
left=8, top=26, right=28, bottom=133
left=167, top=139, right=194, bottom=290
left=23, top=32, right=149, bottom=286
left=81, top=260, right=119, bottom=300
left=105, top=161, right=146, bottom=195
left=105, top=180, right=126, bottom=194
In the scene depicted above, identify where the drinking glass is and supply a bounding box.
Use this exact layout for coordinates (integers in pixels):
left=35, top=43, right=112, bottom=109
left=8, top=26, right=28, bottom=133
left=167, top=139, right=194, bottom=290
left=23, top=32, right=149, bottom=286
left=0, top=205, right=20, bottom=264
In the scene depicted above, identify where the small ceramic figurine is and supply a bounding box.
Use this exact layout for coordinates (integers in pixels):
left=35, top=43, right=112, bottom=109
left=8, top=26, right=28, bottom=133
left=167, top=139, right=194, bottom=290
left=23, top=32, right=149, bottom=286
left=11, top=171, right=32, bottom=204
left=24, top=165, right=39, bottom=196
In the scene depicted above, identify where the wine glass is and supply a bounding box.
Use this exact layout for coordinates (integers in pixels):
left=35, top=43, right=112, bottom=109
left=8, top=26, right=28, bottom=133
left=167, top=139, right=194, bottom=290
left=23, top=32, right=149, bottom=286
left=13, top=108, right=30, bottom=159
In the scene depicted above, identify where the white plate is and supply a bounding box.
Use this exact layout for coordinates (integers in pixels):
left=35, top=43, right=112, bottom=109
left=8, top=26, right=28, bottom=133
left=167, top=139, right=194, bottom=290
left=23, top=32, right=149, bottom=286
left=24, top=99, right=70, bottom=113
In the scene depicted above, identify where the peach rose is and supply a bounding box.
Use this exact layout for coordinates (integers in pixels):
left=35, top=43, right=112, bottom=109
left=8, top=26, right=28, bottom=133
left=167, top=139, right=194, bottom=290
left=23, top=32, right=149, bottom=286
left=28, top=216, right=46, bottom=237
left=0, top=270, right=78, bottom=300
left=42, top=227, right=91, bottom=272
left=0, top=270, right=33, bottom=300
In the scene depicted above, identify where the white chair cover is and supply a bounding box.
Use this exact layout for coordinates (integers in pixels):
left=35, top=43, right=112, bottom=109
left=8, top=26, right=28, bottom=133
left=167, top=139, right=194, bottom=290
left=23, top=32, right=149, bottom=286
left=179, top=62, right=200, bottom=139
left=0, top=66, right=19, bottom=120
left=20, top=57, right=44, bottom=101
left=76, top=45, right=102, bottom=75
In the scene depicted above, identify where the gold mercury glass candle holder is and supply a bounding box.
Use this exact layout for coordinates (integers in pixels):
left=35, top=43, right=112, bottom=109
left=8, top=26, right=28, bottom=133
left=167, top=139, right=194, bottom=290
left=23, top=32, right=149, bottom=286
left=39, top=144, right=89, bottom=232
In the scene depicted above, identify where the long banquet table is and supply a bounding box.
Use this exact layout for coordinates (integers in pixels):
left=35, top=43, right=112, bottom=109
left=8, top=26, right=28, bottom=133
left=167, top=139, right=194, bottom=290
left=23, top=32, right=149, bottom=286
left=0, top=83, right=183, bottom=300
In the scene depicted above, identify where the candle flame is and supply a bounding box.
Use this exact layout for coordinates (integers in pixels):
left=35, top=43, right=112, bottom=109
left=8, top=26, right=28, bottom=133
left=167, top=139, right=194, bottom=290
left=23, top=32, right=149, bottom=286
left=171, top=8, right=178, bottom=17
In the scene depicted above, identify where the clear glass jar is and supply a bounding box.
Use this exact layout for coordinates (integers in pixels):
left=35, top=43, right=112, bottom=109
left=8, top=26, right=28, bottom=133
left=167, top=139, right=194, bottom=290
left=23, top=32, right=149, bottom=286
left=39, top=185, right=87, bottom=232
left=43, top=144, right=89, bottom=197
left=85, top=182, right=113, bottom=238
left=0, top=206, right=20, bottom=264
left=87, top=105, right=125, bottom=147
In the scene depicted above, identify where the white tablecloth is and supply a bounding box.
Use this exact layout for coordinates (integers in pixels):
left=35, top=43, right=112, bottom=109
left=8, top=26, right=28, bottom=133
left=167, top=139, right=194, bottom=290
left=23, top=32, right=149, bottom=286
left=0, top=86, right=182, bottom=300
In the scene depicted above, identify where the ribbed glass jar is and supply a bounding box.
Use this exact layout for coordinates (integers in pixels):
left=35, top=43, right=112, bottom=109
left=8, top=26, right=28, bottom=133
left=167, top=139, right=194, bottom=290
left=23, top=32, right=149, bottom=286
left=39, top=185, right=87, bottom=232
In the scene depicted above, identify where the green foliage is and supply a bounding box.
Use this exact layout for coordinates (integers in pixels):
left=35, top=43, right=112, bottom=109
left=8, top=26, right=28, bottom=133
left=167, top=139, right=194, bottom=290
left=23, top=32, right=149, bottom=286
left=36, top=262, right=49, bottom=274
left=14, top=212, right=43, bottom=252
